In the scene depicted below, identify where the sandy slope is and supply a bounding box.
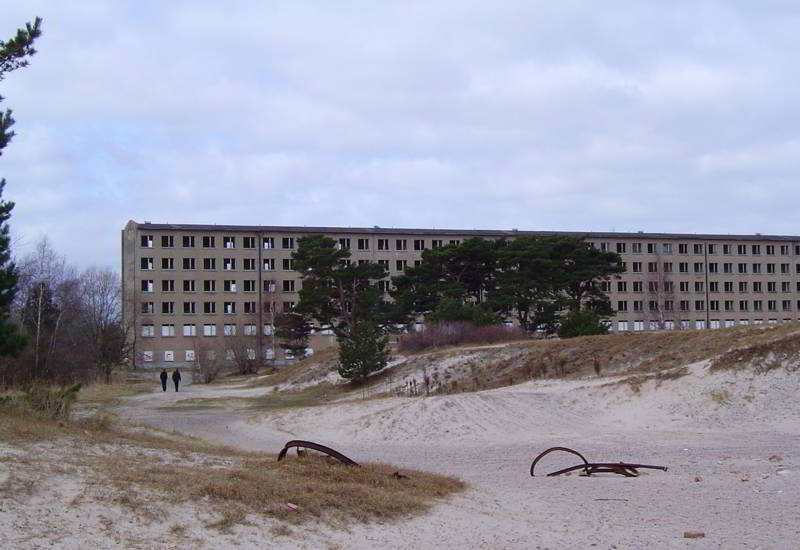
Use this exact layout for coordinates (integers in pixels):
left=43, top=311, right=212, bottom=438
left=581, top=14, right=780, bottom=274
left=105, top=360, right=800, bottom=549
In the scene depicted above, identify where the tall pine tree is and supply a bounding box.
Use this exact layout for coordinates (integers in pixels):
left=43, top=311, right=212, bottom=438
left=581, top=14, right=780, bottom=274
left=0, top=17, right=42, bottom=357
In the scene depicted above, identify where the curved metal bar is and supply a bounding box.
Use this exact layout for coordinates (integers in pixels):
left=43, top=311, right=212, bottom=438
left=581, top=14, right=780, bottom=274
left=277, top=440, right=359, bottom=467
left=530, top=446, right=590, bottom=477
left=545, top=462, right=668, bottom=477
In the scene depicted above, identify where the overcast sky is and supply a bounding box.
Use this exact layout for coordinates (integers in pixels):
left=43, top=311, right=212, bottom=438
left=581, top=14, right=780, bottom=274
left=3, top=1, right=800, bottom=269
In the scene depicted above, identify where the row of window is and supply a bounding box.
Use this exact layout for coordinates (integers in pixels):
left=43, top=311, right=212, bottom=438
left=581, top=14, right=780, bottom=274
left=618, top=261, right=797, bottom=274
left=140, top=279, right=393, bottom=295
left=596, top=242, right=798, bottom=256
left=141, top=322, right=282, bottom=337
left=141, top=347, right=311, bottom=363
left=616, top=299, right=796, bottom=313
left=141, top=300, right=296, bottom=315
left=616, top=318, right=790, bottom=332
left=141, top=234, right=462, bottom=252
left=140, top=257, right=425, bottom=272
left=604, top=280, right=800, bottom=293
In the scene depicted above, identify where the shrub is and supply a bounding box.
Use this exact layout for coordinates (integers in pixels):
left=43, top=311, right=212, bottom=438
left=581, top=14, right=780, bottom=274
left=338, top=322, right=390, bottom=382
left=398, top=321, right=528, bottom=353
left=557, top=310, right=609, bottom=339
left=17, top=383, right=82, bottom=418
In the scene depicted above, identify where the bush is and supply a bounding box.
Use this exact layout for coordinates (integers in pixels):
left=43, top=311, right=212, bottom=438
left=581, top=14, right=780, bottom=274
left=398, top=321, right=528, bottom=353
left=16, top=383, right=82, bottom=418
left=557, top=310, right=609, bottom=339
left=338, top=322, right=390, bottom=382
left=426, top=298, right=500, bottom=326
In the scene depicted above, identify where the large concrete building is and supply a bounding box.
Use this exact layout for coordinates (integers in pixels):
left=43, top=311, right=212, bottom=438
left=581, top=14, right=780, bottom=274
left=122, top=220, right=800, bottom=368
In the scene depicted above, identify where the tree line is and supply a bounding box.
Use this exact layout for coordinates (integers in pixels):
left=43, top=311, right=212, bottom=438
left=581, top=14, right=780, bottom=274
left=287, top=234, right=623, bottom=382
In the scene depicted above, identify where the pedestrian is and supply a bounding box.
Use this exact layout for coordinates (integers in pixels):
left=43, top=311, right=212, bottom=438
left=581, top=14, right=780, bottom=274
left=160, top=368, right=168, bottom=392
left=172, top=368, right=181, bottom=392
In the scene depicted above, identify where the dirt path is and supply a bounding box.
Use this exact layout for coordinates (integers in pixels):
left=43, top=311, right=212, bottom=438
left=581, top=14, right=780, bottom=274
left=116, top=369, right=800, bottom=549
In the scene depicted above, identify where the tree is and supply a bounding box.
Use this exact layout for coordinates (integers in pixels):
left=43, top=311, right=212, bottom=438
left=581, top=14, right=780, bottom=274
left=275, top=312, right=312, bottom=359
left=0, top=17, right=42, bottom=360
left=78, top=268, right=129, bottom=383
left=557, top=309, right=610, bottom=338
left=337, top=321, right=390, bottom=382
left=225, top=331, right=259, bottom=375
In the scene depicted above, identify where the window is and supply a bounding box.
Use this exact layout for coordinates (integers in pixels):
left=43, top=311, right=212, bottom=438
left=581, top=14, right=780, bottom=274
left=360, top=259, right=370, bottom=266
left=183, top=324, right=196, bottom=337
left=664, top=301, right=674, bottom=311
left=709, top=282, right=719, bottom=293
left=695, top=300, right=705, bottom=311
left=243, top=258, right=255, bottom=271
left=224, top=302, right=236, bottom=314
left=203, top=280, right=216, bottom=292
left=723, top=244, right=732, bottom=255
left=662, top=243, right=673, bottom=254
left=678, top=243, right=688, bottom=254
left=283, top=301, right=295, bottom=312
left=680, top=281, right=690, bottom=292
left=648, top=300, right=658, bottom=311
left=182, top=235, right=195, bottom=248
left=377, top=238, right=389, bottom=250
left=161, top=258, right=174, bottom=270
left=203, top=258, right=216, bottom=270
left=633, top=300, right=643, bottom=312
left=141, top=280, right=154, bottom=292
left=161, top=280, right=175, bottom=292
left=753, top=300, right=763, bottom=312
left=243, top=323, right=257, bottom=336
left=182, top=301, right=195, bottom=314
left=243, top=280, right=256, bottom=292
left=694, top=281, right=704, bottom=293
left=617, top=320, right=628, bottom=331
left=161, top=324, right=175, bottom=337
left=338, top=238, right=351, bottom=250
left=693, top=262, right=704, bottom=273
left=723, top=300, right=733, bottom=311
left=141, top=324, right=154, bottom=337
left=263, top=280, right=276, bottom=293
left=664, top=281, right=674, bottom=292
left=617, top=300, right=628, bottom=312
left=431, top=239, right=443, bottom=248
left=739, top=281, right=748, bottom=293
left=244, top=301, right=256, bottom=313
left=203, top=323, right=216, bottom=336
left=263, top=237, right=274, bottom=249
left=752, top=244, right=761, bottom=255
left=224, top=324, right=236, bottom=336
left=709, top=300, right=719, bottom=311
left=695, top=320, right=706, bottom=330
left=632, top=262, right=642, bottom=273
left=161, top=301, right=174, bottom=314
left=141, top=257, right=154, bottom=270
left=768, top=300, right=777, bottom=312
left=753, top=263, right=762, bottom=274
left=707, top=244, right=716, bottom=254
left=766, top=263, right=775, bottom=274
left=449, top=240, right=461, bottom=246
left=781, top=263, right=790, bottom=274
left=396, top=260, right=407, bottom=271
left=396, top=239, right=407, bottom=251
left=282, top=237, right=294, bottom=249
left=739, top=300, right=749, bottom=311
left=616, top=243, right=626, bottom=253
left=283, top=280, right=295, bottom=292
left=753, top=282, right=762, bottom=293
left=767, top=281, right=776, bottom=293
left=723, top=263, right=733, bottom=274
left=378, top=280, right=390, bottom=293
left=223, top=280, right=237, bottom=292
left=780, top=245, right=788, bottom=255
left=724, top=281, right=733, bottom=293
left=633, top=281, right=643, bottom=292
left=202, top=236, right=215, bottom=248
left=141, top=302, right=154, bottom=314
left=679, top=262, right=689, bottom=273
left=708, top=263, right=718, bottom=273
left=599, top=281, right=610, bottom=292
left=223, top=258, right=236, bottom=271
left=782, top=281, right=790, bottom=293
left=243, top=236, right=255, bottom=249
left=679, top=300, right=690, bottom=311
left=164, top=351, right=174, bottom=362
left=185, top=350, right=195, bottom=361
left=663, top=262, right=673, bottom=273
left=647, top=262, right=658, bottom=273
left=263, top=258, right=275, bottom=271
left=203, top=301, right=216, bottom=314
left=737, top=244, right=747, bottom=255
left=414, top=239, right=426, bottom=251
left=161, top=235, right=174, bottom=248
left=223, top=236, right=235, bottom=249
left=282, top=259, right=294, bottom=270
left=599, top=242, right=609, bottom=252
left=357, top=238, right=369, bottom=250
left=633, top=320, right=644, bottom=331
left=141, top=235, right=153, bottom=248
left=738, top=263, right=747, bottom=274
left=632, top=243, right=642, bottom=253
left=377, top=259, right=389, bottom=269
left=182, top=258, right=195, bottom=270
left=617, top=281, right=627, bottom=292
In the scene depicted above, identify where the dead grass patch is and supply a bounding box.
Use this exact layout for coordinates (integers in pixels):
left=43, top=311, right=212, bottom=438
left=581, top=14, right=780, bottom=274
left=710, top=389, right=732, bottom=405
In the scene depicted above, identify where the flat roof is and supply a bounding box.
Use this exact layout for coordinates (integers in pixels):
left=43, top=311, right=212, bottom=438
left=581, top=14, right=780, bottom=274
left=128, top=221, right=800, bottom=242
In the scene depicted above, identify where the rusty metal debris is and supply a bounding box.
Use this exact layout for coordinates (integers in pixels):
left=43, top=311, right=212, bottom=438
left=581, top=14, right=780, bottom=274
left=277, top=440, right=359, bottom=467
left=530, top=446, right=667, bottom=477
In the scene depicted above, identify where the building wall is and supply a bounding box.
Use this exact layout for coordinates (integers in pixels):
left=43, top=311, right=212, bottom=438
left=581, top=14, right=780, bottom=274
left=121, top=221, right=800, bottom=368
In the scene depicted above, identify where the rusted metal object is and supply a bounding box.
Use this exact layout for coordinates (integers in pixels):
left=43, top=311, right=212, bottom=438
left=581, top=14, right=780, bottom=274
left=530, top=446, right=667, bottom=477
left=277, top=440, right=359, bottom=467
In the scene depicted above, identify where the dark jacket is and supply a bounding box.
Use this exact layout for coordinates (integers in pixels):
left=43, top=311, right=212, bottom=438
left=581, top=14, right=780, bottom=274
left=160, top=370, right=168, bottom=382
left=172, top=370, right=181, bottom=382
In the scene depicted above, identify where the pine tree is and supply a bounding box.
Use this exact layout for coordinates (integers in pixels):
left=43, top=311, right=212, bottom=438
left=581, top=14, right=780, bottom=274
left=0, top=17, right=43, bottom=358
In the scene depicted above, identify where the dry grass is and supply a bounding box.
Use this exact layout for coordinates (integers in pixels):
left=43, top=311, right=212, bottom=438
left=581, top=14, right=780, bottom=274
left=709, top=389, right=732, bottom=405
left=0, top=404, right=466, bottom=530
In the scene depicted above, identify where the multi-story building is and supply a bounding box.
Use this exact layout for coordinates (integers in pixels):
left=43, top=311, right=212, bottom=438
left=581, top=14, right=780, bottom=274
left=122, top=220, right=800, bottom=368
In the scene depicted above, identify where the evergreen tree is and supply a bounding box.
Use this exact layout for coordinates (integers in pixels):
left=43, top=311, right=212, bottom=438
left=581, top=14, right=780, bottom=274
left=0, top=17, right=41, bottom=358
left=275, top=312, right=313, bottom=359
left=337, top=321, right=389, bottom=382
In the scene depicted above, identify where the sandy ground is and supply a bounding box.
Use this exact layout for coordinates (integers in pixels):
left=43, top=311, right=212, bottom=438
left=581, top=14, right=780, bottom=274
left=99, top=361, right=800, bottom=549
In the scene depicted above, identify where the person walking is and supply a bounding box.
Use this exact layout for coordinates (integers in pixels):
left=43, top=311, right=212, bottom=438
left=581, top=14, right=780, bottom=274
left=160, top=369, right=168, bottom=392
left=172, top=369, right=181, bottom=392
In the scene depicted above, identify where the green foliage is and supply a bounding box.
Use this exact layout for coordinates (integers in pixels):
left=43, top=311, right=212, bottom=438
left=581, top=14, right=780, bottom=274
left=426, top=297, right=500, bottom=326
left=275, top=312, right=313, bottom=359
left=0, top=17, right=41, bottom=359
left=337, top=322, right=390, bottom=382
left=557, top=310, right=609, bottom=338
left=18, top=383, right=82, bottom=419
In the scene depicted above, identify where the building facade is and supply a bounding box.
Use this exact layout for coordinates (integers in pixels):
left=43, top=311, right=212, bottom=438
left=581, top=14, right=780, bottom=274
left=122, top=221, right=800, bottom=368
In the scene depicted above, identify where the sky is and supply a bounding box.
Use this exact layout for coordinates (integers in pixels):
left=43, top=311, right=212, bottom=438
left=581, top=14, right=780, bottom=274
left=3, top=1, right=800, bottom=270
